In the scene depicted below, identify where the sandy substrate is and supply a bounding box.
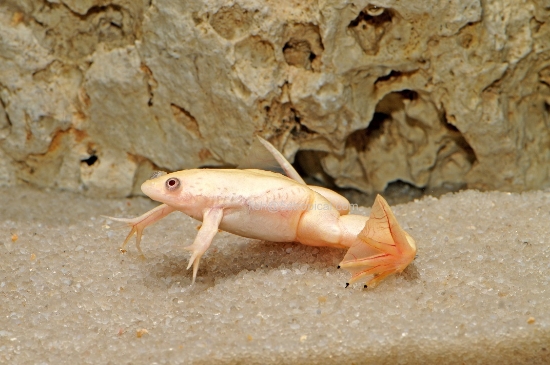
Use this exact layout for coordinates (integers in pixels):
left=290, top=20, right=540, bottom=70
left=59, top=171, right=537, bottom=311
left=0, top=186, right=548, bottom=364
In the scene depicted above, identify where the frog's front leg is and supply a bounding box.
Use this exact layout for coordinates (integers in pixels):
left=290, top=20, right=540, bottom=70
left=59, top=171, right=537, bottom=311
left=184, top=207, right=223, bottom=284
left=104, top=204, right=176, bottom=256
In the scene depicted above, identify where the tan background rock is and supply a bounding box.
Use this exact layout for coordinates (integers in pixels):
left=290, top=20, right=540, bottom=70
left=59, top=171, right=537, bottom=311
left=1, top=0, right=549, bottom=197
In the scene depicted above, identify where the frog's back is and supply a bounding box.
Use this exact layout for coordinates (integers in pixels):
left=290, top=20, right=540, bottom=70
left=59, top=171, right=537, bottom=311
left=183, top=168, right=305, bottom=199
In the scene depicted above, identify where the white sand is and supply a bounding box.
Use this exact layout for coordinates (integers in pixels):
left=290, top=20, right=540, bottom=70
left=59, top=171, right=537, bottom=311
left=1, top=186, right=548, bottom=364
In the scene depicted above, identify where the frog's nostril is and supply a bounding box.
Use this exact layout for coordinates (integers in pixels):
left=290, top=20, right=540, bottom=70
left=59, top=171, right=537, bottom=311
left=149, top=171, right=167, bottom=179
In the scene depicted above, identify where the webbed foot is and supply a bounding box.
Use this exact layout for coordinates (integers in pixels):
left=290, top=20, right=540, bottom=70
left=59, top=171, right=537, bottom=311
left=339, top=195, right=416, bottom=288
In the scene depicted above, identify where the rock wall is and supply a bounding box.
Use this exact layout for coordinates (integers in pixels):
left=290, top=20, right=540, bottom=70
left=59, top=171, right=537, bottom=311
left=1, top=0, right=549, bottom=197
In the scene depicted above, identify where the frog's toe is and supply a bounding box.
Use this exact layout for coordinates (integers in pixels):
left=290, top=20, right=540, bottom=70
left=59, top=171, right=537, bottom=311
left=184, top=244, right=207, bottom=285
left=103, top=204, right=176, bottom=255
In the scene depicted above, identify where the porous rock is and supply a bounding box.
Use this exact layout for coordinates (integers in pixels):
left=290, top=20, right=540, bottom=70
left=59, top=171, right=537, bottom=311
left=1, top=0, right=549, bottom=196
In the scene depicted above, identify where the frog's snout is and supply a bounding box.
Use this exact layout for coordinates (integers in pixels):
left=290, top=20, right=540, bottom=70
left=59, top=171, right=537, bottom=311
left=141, top=180, right=160, bottom=199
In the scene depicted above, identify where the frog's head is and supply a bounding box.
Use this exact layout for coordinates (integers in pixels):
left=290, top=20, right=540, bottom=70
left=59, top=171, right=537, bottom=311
left=141, top=171, right=185, bottom=204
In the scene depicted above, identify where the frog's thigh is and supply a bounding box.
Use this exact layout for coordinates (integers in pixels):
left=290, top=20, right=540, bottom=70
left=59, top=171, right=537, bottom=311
left=307, top=186, right=351, bottom=215
left=295, top=205, right=344, bottom=247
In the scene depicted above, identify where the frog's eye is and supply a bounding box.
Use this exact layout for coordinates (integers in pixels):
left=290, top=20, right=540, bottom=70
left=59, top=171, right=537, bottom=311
left=165, top=177, right=180, bottom=191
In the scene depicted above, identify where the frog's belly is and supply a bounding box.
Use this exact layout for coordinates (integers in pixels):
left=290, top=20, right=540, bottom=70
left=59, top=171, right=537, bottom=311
left=219, top=206, right=305, bottom=242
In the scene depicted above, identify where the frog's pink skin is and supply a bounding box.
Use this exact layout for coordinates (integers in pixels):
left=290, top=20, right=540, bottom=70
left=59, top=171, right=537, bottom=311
left=239, top=137, right=350, bottom=215
left=106, top=139, right=416, bottom=287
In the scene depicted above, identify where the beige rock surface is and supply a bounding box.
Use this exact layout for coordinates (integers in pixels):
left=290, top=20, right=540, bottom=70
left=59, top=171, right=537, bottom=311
left=1, top=0, right=550, bottom=196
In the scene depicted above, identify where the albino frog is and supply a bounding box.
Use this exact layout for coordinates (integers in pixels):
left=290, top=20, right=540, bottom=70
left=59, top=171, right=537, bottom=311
left=106, top=138, right=416, bottom=288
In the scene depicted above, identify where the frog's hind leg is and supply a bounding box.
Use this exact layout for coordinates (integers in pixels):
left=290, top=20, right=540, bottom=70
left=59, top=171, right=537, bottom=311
left=339, top=195, right=417, bottom=288
left=184, top=208, right=223, bottom=284
left=103, top=204, right=176, bottom=257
